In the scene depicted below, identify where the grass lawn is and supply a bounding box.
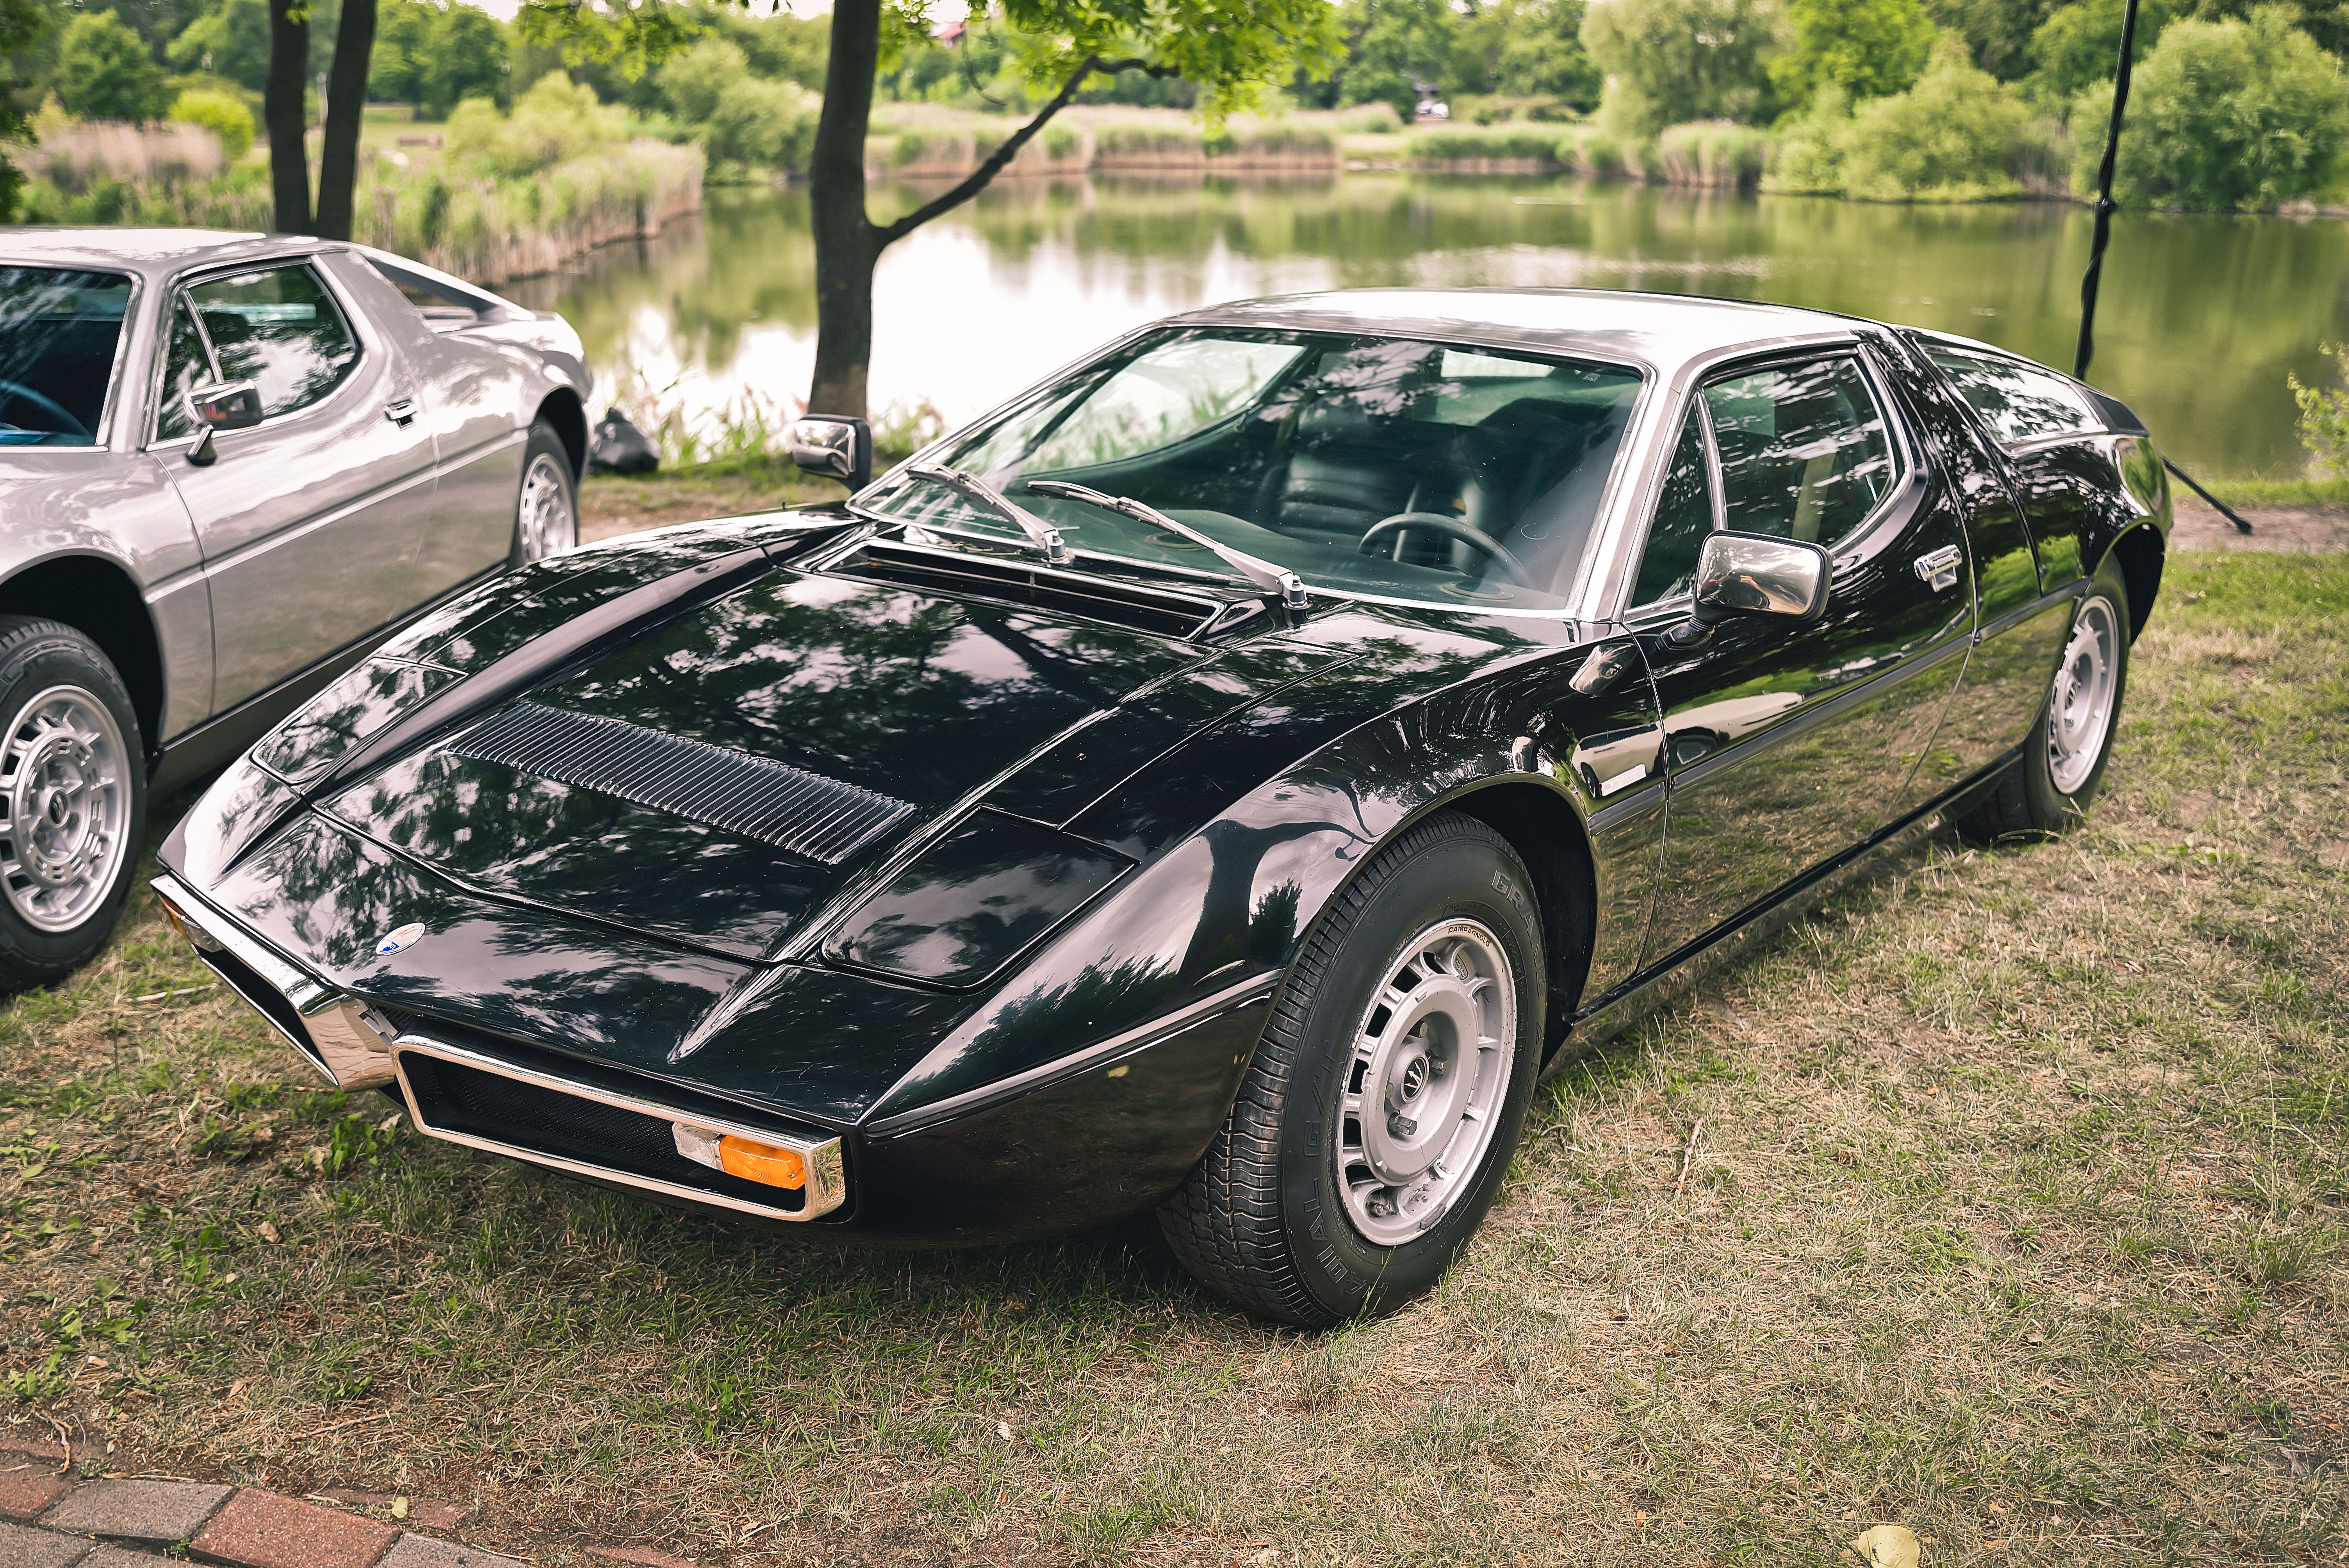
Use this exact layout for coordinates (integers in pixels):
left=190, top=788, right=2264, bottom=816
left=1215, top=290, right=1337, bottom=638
left=2, top=553, right=2343, bottom=1566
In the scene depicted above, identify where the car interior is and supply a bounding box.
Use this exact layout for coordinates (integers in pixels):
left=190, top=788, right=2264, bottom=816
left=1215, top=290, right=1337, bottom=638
left=0, top=267, right=132, bottom=446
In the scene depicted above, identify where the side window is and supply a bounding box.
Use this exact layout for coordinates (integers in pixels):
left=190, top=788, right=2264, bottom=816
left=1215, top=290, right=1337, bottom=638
left=1925, top=347, right=2096, bottom=445
left=154, top=299, right=215, bottom=441
left=1703, top=356, right=1898, bottom=547
left=185, top=264, right=360, bottom=421
left=1631, top=403, right=1717, bottom=607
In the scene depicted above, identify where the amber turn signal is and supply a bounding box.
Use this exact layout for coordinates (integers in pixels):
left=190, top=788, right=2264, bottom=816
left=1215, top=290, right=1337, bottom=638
left=157, top=897, right=190, bottom=943
left=717, top=1134, right=807, bottom=1190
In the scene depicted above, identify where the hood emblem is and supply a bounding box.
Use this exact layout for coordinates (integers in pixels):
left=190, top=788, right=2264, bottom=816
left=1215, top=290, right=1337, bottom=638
left=375, top=921, right=428, bottom=956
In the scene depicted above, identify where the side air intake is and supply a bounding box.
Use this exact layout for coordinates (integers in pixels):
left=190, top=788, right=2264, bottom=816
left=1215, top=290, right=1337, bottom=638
left=448, top=702, right=914, bottom=864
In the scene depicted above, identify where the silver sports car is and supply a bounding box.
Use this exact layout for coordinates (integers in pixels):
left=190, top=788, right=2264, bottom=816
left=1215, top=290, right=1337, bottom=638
left=0, top=227, right=592, bottom=987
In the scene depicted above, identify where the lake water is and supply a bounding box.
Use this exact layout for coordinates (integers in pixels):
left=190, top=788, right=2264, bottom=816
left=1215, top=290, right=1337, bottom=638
left=505, top=174, right=2349, bottom=479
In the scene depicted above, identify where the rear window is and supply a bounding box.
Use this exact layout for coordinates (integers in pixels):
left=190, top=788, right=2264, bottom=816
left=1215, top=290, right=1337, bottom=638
left=1926, top=347, right=2098, bottom=445
left=0, top=266, right=133, bottom=446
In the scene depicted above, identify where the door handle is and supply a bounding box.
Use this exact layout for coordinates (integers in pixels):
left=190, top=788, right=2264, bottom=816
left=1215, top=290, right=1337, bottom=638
left=1912, top=545, right=1962, bottom=592
left=383, top=398, right=419, bottom=427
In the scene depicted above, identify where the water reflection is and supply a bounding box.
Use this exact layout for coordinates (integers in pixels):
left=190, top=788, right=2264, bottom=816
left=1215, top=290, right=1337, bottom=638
left=510, top=174, right=2349, bottom=477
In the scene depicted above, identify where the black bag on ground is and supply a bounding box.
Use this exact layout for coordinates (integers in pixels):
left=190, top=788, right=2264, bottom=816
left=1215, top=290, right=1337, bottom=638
left=589, top=407, right=659, bottom=475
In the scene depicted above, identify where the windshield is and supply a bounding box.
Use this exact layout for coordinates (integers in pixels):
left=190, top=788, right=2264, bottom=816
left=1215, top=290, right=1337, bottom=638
left=0, top=267, right=133, bottom=447
left=861, top=328, right=1647, bottom=612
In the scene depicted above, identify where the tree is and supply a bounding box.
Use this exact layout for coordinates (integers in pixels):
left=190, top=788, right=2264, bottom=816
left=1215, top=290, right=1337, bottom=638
left=168, top=0, right=272, bottom=91
left=527, top=0, right=1340, bottom=421
left=1332, top=0, right=1476, bottom=120
left=1580, top=0, right=1785, bottom=141
left=56, top=11, right=170, bottom=119
left=1467, top=0, right=1603, bottom=109
left=0, top=0, right=43, bottom=218
left=264, top=0, right=307, bottom=229
left=2029, top=0, right=2181, bottom=99
left=1768, top=0, right=1930, bottom=111
left=2097, top=7, right=2349, bottom=210
left=314, top=0, right=377, bottom=237
left=1921, top=0, right=2051, bottom=81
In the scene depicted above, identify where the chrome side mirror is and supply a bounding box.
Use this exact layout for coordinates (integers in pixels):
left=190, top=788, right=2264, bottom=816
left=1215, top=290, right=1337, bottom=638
left=184, top=380, right=264, bottom=432
left=787, top=414, right=872, bottom=490
left=1660, top=531, right=1831, bottom=650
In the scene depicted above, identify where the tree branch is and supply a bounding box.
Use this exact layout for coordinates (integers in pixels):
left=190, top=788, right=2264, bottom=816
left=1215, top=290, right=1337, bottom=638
left=875, top=53, right=1175, bottom=244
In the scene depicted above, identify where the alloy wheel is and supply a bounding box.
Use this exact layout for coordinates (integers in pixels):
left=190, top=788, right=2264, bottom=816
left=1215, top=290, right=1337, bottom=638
left=516, top=451, right=577, bottom=564
left=2047, top=594, right=2120, bottom=796
left=0, top=684, right=130, bottom=933
left=1333, top=918, right=1518, bottom=1247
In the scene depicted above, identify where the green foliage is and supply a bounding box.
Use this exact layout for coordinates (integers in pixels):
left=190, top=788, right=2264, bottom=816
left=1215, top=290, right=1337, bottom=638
left=704, top=75, right=820, bottom=174
left=168, top=85, right=252, bottom=159
left=369, top=0, right=511, bottom=118
left=1769, top=0, right=1933, bottom=111
left=2029, top=0, right=2182, bottom=99
left=1769, top=33, right=2040, bottom=200
left=1333, top=0, right=1485, bottom=121
left=656, top=35, right=744, bottom=125
left=993, top=0, right=1346, bottom=123
left=57, top=11, right=169, bottom=122
left=1657, top=118, right=1772, bottom=184
left=445, top=74, right=619, bottom=178
left=1581, top=0, right=1787, bottom=142
left=0, top=0, right=45, bottom=219
left=2287, top=342, right=2349, bottom=476
left=165, top=0, right=269, bottom=94
left=1923, top=0, right=2054, bottom=81
left=2097, top=8, right=2349, bottom=210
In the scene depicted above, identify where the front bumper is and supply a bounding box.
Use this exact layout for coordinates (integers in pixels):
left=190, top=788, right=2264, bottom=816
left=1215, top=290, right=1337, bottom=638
left=151, top=874, right=848, bottom=1223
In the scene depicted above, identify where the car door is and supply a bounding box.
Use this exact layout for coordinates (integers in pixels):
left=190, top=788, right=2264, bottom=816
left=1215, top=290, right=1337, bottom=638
left=158, top=259, right=435, bottom=713
left=1625, top=347, right=1975, bottom=971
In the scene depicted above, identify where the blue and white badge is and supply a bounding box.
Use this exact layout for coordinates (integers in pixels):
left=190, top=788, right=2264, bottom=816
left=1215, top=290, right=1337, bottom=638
left=375, top=921, right=428, bottom=956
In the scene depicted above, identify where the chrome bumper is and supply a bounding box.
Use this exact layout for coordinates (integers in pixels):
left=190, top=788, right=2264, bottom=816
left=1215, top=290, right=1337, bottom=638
left=151, top=873, right=398, bottom=1089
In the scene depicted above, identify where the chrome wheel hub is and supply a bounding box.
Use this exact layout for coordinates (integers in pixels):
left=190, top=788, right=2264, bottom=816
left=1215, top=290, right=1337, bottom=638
left=2047, top=594, right=2120, bottom=796
left=516, top=452, right=576, bottom=564
left=1335, top=918, right=1517, bottom=1247
left=0, top=685, right=129, bottom=932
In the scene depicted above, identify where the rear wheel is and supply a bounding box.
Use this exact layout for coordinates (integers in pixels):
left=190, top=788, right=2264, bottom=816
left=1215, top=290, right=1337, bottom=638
left=1961, top=557, right=2131, bottom=842
left=1159, top=811, right=1543, bottom=1326
left=512, top=420, right=579, bottom=567
left=0, top=618, right=146, bottom=991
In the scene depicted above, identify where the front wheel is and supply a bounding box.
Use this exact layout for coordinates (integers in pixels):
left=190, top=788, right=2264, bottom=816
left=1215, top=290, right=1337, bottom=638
left=1159, top=811, right=1544, bottom=1326
left=1960, top=557, right=2132, bottom=842
left=511, top=420, right=579, bottom=568
left=0, top=618, right=146, bottom=991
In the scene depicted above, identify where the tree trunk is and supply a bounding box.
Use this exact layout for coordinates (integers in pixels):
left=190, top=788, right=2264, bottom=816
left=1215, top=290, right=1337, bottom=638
left=807, top=0, right=882, bottom=420
left=264, top=0, right=311, bottom=234
left=314, top=0, right=376, bottom=241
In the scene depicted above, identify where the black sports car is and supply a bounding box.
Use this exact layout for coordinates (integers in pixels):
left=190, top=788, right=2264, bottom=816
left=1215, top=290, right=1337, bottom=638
left=153, top=289, right=2169, bottom=1327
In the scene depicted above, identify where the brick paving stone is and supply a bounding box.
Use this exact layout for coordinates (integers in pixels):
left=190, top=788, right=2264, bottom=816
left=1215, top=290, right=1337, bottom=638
left=0, top=1521, right=90, bottom=1568
left=585, top=1549, right=692, bottom=1568
left=310, top=1496, right=466, bottom=1532
left=0, top=1465, right=71, bottom=1523
left=41, top=1480, right=232, bottom=1543
left=377, top=1535, right=528, bottom=1568
left=191, top=1490, right=397, bottom=1568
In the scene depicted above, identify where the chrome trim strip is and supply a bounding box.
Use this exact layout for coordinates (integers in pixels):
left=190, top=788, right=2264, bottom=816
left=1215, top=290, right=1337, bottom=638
left=864, top=969, right=1281, bottom=1137
left=388, top=1033, right=848, bottom=1221
left=150, top=873, right=339, bottom=1084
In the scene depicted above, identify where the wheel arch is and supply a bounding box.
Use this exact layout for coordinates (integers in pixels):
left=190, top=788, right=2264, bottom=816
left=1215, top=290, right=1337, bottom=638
left=534, top=388, right=588, bottom=482
left=0, top=556, right=164, bottom=755
left=1440, top=780, right=1600, bottom=1065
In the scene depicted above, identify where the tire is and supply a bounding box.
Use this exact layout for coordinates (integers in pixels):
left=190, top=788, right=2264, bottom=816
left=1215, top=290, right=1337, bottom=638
left=511, top=420, right=579, bottom=568
left=1960, top=556, right=2132, bottom=843
left=0, top=618, right=146, bottom=991
left=1159, top=810, right=1545, bottom=1327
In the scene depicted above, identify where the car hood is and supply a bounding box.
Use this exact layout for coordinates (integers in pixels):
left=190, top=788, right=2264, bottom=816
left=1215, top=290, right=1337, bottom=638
left=305, top=562, right=1346, bottom=962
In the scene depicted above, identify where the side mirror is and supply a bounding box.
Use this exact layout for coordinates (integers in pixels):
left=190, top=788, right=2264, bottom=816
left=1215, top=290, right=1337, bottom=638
left=787, top=414, right=872, bottom=490
left=1660, top=531, right=1831, bottom=650
left=184, top=381, right=264, bottom=432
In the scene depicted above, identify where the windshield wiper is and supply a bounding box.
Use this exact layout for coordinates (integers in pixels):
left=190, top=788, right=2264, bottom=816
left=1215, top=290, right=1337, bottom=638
left=904, top=464, right=1072, bottom=566
left=1023, top=479, right=1309, bottom=611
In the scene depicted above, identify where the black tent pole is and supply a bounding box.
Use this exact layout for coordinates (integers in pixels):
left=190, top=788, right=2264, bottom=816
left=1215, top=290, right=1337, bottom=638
left=2074, top=0, right=2141, bottom=381
left=2073, top=0, right=2253, bottom=535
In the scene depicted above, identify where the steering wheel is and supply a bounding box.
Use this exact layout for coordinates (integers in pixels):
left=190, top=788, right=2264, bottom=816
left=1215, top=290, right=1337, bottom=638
left=1357, top=511, right=1534, bottom=587
left=0, top=380, right=89, bottom=441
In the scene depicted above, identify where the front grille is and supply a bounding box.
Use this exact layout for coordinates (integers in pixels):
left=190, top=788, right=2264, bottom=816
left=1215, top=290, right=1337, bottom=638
left=398, top=1050, right=822, bottom=1217
left=447, top=702, right=913, bottom=864
left=828, top=541, right=1218, bottom=640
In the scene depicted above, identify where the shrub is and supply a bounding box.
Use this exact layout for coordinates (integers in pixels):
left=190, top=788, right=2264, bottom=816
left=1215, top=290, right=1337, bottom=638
left=169, top=88, right=253, bottom=162
left=658, top=36, right=745, bottom=127
left=446, top=77, right=620, bottom=179
left=705, top=77, right=819, bottom=174
left=1337, top=103, right=1404, bottom=135
left=57, top=12, right=170, bottom=123
left=2093, top=9, right=2349, bottom=211
left=2289, top=343, right=2349, bottom=475
left=1766, top=34, right=2040, bottom=201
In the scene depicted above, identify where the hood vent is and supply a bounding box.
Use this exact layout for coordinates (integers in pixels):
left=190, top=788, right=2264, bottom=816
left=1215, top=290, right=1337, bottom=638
left=827, top=539, right=1220, bottom=640
left=448, top=703, right=913, bottom=864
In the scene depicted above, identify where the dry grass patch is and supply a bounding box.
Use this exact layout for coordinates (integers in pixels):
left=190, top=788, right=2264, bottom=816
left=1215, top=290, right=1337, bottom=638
left=2, top=554, right=2344, bottom=1566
